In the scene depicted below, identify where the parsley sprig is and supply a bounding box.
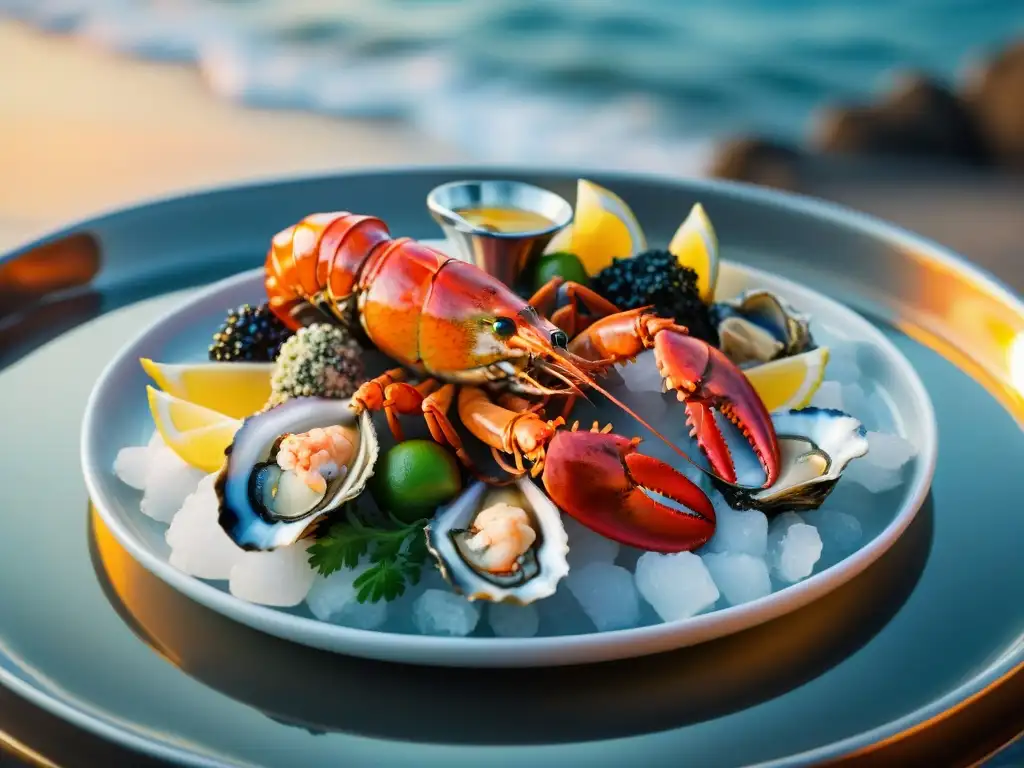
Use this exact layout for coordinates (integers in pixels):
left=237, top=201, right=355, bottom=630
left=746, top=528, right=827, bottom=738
left=307, top=506, right=431, bottom=603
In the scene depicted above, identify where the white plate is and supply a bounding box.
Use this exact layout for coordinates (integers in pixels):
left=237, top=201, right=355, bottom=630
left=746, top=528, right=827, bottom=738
left=81, top=240, right=937, bottom=668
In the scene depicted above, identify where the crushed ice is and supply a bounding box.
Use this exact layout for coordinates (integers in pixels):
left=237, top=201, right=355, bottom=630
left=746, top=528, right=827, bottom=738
left=703, top=553, right=772, bottom=606
left=412, top=590, right=480, bottom=637
left=636, top=551, right=719, bottom=620
left=488, top=602, right=541, bottom=638
left=702, top=497, right=768, bottom=557
left=111, top=336, right=915, bottom=635
left=306, top=559, right=389, bottom=630
left=229, top=540, right=316, bottom=608
left=165, top=474, right=244, bottom=580
left=566, top=562, right=641, bottom=631
left=767, top=513, right=823, bottom=583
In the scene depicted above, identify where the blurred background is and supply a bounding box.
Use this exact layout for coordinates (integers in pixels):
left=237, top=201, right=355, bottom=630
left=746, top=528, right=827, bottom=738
left=0, top=0, right=1021, bottom=290
left=0, top=3, right=1021, bottom=765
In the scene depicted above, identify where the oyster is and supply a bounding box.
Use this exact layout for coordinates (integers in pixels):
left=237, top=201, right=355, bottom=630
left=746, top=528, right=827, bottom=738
left=216, top=397, right=378, bottom=550
left=715, top=289, right=813, bottom=366
left=425, top=478, right=570, bottom=605
left=710, top=407, right=868, bottom=514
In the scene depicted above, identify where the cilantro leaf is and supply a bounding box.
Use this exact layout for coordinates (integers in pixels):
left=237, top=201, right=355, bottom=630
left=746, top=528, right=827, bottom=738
left=370, top=534, right=405, bottom=563
left=353, top=559, right=407, bottom=603
left=306, top=521, right=371, bottom=576
left=404, top=528, right=429, bottom=566
left=386, top=511, right=428, bottom=529
left=308, top=508, right=434, bottom=602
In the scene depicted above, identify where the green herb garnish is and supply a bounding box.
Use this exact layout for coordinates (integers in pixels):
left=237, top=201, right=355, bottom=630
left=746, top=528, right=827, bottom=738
left=307, top=507, right=432, bottom=603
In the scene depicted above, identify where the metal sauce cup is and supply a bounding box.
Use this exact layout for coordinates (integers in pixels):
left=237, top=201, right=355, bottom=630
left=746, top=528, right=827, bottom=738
left=427, top=180, right=573, bottom=287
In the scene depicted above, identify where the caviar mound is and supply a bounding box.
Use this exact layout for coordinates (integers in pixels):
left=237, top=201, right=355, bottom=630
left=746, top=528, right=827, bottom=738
left=209, top=303, right=294, bottom=363
left=591, top=250, right=719, bottom=345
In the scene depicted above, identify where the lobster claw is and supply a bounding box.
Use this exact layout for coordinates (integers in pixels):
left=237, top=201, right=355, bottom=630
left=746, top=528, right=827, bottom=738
left=541, top=430, right=716, bottom=553
left=654, top=331, right=780, bottom=489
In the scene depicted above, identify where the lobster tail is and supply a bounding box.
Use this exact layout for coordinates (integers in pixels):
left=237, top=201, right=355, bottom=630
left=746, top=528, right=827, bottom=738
left=264, top=212, right=392, bottom=331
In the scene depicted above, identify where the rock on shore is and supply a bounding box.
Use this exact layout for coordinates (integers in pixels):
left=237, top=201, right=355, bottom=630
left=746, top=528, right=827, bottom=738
left=713, top=38, right=1024, bottom=183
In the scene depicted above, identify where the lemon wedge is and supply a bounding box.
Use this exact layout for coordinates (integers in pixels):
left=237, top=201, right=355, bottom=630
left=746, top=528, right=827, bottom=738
left=544, top=224, right=574, bottom=255
left=562, top=179, right=646, bottom=275
left=743, top=347, right=830, bottom=413
left=141, top=358, right=273, bottom=419
left=668, top=203, right=719, bottom=303
left=147, top=386, right=242, bottom=472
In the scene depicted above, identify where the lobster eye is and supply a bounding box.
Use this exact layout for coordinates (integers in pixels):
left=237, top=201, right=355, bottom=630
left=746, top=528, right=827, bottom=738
left=492, top=317, right=516, bottom=338
left=550, top=330, right=568, bottom=348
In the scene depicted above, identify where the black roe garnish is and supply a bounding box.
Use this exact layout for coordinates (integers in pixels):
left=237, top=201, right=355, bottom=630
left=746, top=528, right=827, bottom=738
left=209, top=302, right=294, bottom=362
left=591, top=249, right=718, bottom=345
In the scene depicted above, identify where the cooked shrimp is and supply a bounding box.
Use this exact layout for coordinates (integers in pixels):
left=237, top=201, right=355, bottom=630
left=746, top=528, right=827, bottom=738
left=465, top=503, right=537, bottom=574
left=276, top=424, right=358, bottom=494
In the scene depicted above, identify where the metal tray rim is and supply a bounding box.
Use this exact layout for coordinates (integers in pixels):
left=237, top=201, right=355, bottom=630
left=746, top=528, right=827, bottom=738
left=2, top=165, right=1021, bottom=766
left=5, top=163, right=1022, bottom=315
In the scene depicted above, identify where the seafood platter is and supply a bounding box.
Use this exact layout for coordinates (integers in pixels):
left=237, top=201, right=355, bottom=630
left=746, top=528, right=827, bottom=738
left=92, top=177, right=929, bottom=653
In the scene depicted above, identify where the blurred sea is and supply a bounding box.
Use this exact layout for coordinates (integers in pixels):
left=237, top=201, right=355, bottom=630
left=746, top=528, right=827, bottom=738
left=1, top=0, right=1020, bottom=172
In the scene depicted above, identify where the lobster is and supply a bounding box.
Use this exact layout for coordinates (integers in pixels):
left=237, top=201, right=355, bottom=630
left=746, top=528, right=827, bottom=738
left=264, top=211, right=781, bottom=553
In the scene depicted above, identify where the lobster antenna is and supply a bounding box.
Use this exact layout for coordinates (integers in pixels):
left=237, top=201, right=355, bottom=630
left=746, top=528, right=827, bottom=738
left=536, top=361, right=587, bottom=398
left=548, top=350, right=705, bottom=472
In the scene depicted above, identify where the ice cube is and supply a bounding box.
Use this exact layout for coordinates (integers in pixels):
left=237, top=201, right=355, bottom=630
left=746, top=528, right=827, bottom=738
left=801, top=509, right=863, bottom=556
left=376, top=567, right=447, bottom=634
left=702, top=553, right=772, bottom=605
left=140, top=445, right=205, bottom=523
left=615, top=545, right=646, bottom=571
left=113, top=446, right=151, bottom=491
left=768, top=521, right=823, bottom=583
left=864, top=431, right=917, bottom=471
left=412, top=589, right=480, bottom=636
left=565, top=562, right=641, bottom=631
left=635, top=551, right=719, bottom=621
left=809, top=381, right=845, bottom=411
left=116, top=430, right=167, bottom=492
left=767, top=511, right=804, bottom=546
left=306, top=561, right=388, bottom=629
left=535, top=583, right=593, bottom=636
left=564, top=516, right=620, bottom=569
left=839, top=383, right=889, bottom=432
left=703, top=497, right=768, bottom=557
left=229, top=540, right=316, bottom=607
left=165, top=475, right=246, bottom=579
left=846, top=459, right=903, bottom=494
left=488, top=602, right=540, bottom=638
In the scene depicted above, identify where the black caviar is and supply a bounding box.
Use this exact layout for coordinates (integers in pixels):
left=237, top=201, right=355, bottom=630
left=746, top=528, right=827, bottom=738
left=592, top=250, right=718, bottom=345
left=209, top=302, right=294, bottom=362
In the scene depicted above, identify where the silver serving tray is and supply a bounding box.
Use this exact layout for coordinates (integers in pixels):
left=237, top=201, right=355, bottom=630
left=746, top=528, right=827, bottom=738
left=0, top=167, right=1021, bottom=767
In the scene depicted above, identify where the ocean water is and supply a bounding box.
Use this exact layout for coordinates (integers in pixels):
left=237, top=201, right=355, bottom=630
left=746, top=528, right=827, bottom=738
left=4, top=0, right=1020, bottom=174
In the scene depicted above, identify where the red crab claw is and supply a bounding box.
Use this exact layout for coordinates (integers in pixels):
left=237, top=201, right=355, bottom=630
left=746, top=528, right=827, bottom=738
left=654, top=331, right=780, bottom=489
left=541, top=429, right=716, bottom=553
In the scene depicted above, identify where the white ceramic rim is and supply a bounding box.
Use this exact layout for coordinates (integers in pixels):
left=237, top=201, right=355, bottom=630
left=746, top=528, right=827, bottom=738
left=81, top=255, right=938, bottom=669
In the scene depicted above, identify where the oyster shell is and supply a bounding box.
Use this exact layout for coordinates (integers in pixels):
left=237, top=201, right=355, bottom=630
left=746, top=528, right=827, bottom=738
left=425, top=477, right=570, bottom=605
left=216, top=397, right=378, bottom=550
left=715, top=289, right=813, bottom=366
left=710, top=407, right=868, bottom=514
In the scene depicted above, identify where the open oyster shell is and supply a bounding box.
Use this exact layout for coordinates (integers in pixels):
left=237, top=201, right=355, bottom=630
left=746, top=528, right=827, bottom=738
left=715, top=289, right=813, bottom=366
left=216, top=397, right=378, bottom=550
left=710, top=407, right=868, bottom=514
left=425, top=477, right=570, bottom=605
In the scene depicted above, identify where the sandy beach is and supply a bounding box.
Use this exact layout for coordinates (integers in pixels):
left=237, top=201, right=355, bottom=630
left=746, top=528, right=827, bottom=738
left=1, top=19, right=1021, bottom=294
left=0, top=20, right=463, bottom=248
